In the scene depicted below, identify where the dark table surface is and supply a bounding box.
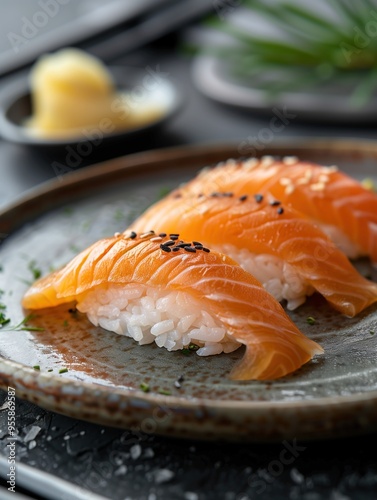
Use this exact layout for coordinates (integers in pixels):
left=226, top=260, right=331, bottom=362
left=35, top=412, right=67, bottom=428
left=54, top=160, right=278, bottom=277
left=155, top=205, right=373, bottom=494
left=1, top=16, right=377, bottom=500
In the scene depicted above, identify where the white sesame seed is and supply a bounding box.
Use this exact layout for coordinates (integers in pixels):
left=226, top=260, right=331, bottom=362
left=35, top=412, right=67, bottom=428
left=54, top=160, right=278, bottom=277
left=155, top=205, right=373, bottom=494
left=243, top=158, right=259, bottom=170
left=310, top=182, right=325, bottom=191
left=325, top=165, right=338, bottom=173
left=285, top=184, right=295, bottom=195
left=279, top=177, right=292, bottom=186
left=140, top=231, right=154, bottom=238
left=318, top=174, right=329, bottom=183
left=304, top=169, right=313, bottom=180
left=283, top=156, right=298, bottom=165
left=260, top=155, right=275, bottom=167
left=296, top=178, right=309, bottom=185
left=150, top=237, right=163, bottom=242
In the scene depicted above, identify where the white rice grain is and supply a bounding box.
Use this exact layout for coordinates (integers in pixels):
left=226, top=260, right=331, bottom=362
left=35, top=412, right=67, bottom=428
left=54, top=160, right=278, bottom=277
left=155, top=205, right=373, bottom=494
left=151, top=319, right=175, bottom=336
left=77, top=285, right=239, bottom=356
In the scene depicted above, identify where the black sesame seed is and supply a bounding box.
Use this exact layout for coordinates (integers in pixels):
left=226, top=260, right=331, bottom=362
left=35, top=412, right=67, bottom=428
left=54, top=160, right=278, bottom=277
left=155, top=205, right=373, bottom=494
left=194, top=245, right=203, bottom=250
left=178, top=375, right=185, bottom=383
left=129, top=231, right=137, bottom=239
left=184, top=246, right=196, bottom=253
left=164, top=240, right=175, bottom=246
left=254, top=194, right=264, bottom=203
left=170, top=235, right=179, bottom=241
left=277, top=207, right=284, bottom=214
left=172, top=247, right=180, bottom=252
left=239, top=195, right=248, bottom=202
left=160, top=244, right=172, bottom=252
left=202, top=247, right=210, bottom=253
left=192, top=241, right=202, bottom=246
left=270, top=200, right=281, bottom=206
left=169, top=233, right=179, bottom=237
left=159, top=232, right=167, bottom=237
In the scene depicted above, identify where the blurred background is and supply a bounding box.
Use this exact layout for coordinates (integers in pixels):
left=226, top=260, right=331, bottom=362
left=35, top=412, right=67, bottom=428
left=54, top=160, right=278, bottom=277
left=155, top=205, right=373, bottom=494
left=2, top=0, right=377, bottom=209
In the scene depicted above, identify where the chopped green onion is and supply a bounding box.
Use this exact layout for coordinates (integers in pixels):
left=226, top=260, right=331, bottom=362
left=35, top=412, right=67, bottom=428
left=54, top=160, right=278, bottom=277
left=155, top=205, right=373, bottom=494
left=158, top=389, right=172, bottom=396
left=0, top=312, right=11, bottom=327
left=140, top=382, right=150, bottom=393
left=306, top=316, right=316, bottom=325
left=28, top=260, right=42, bottom=280
left=59, top=368, right=68, bottom=374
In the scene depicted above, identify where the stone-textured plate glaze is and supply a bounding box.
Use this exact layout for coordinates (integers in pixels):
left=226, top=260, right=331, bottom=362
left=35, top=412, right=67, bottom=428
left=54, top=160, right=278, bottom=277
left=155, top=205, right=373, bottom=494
left=1, top=140, right=377, bottom=441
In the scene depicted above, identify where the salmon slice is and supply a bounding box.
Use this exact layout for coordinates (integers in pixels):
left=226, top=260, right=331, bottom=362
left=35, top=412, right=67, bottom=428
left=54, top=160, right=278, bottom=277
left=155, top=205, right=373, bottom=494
left=22, top=233, right=323, bottom=380
left=168, top=156, right=377, bottom=263
left=131, top=193, right=377, bottom=317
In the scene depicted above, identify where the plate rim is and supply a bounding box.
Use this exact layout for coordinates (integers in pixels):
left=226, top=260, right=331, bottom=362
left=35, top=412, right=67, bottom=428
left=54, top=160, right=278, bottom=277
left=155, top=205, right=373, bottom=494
left=192, top=55, right=377, bottom=123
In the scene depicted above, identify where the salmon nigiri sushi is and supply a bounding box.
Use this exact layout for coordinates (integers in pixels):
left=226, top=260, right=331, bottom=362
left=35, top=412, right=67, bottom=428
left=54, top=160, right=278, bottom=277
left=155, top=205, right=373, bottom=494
left=22, top=232, right=323, bottom=380
left=169, top=156, right=377, bottom=263
left=131, top=193, right=377, bottom=316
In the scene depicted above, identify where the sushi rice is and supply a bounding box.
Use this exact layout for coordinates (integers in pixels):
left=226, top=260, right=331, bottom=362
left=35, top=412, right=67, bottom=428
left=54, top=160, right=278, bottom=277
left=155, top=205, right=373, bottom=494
left=77, top=284, right=241, bottom=356
left=214, top=244, right=315, bottom=310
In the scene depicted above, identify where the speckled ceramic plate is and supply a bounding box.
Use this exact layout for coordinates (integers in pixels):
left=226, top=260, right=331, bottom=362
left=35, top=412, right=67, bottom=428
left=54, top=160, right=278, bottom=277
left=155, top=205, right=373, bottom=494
left=1, top=140, right=377, bottom=442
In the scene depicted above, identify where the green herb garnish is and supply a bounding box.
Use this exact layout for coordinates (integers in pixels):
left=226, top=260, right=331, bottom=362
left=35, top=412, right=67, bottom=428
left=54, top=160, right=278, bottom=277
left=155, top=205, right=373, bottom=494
left=306, top=316, right=316, bottom=325
left=0, top=312, right=11, bottom=327
left=0, top=314, right=44, bottom=332
left=157, top=187, right=171, bottom=200
left=140, top=382, right=150, bottom=393
left=370, top=330, right=375, bottom=335
left=181, top=343, right=200, bottom=355
left=82, top=220, right=91, bottom=232
left=193, top=0, right=377, bottom=107
left=69, top=244, right=80, bottom=253
left=114, top=209, right=125, bottom=222
left=63, top=207, right=74, bottom=216
left=48, top=369, right=53, bottom=372
left=33, top=365, right=40, bottom=370
left=28, top=260, right=42, bottom=280
left=158, top=389, right=172, bottom=396
left=59, top=368, right=68, bottom=374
